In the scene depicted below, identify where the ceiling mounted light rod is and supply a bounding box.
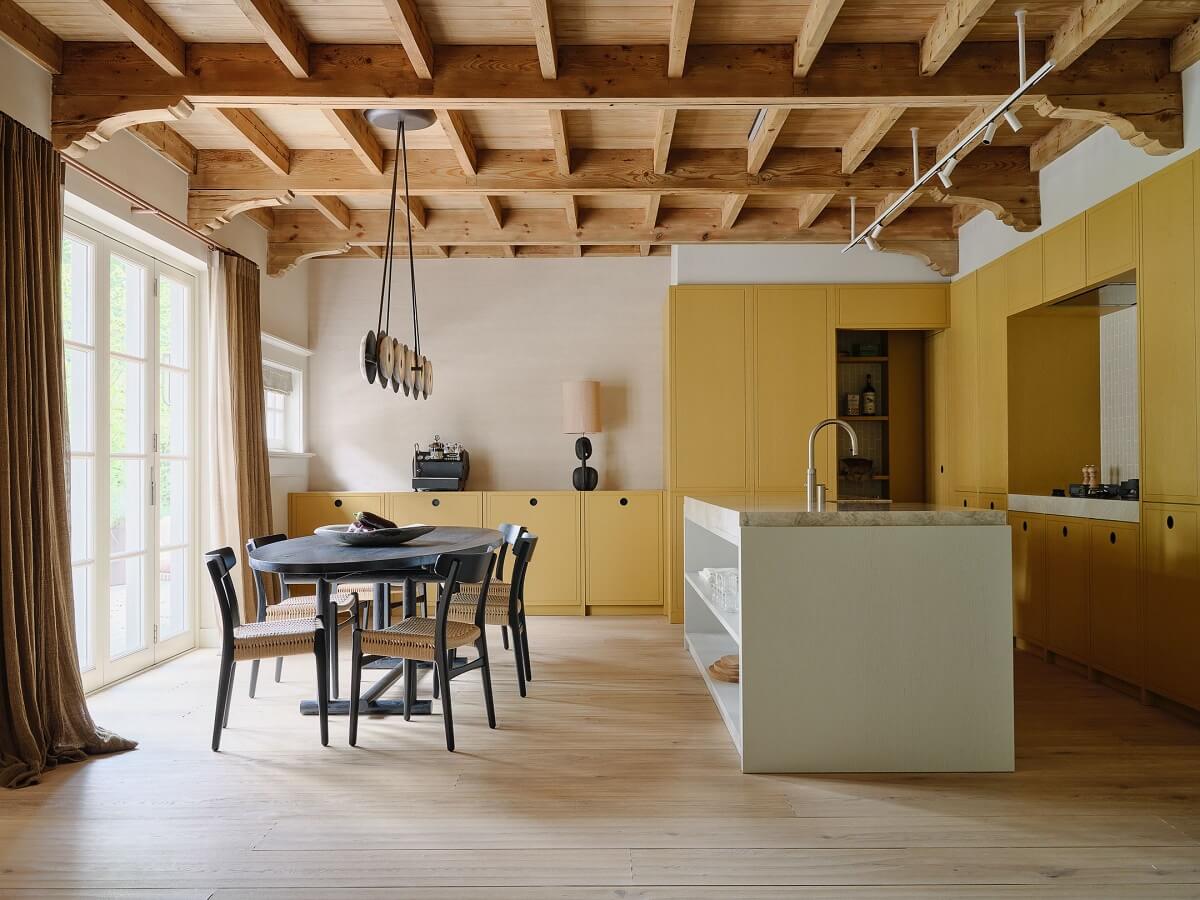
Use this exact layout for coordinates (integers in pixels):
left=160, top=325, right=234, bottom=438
left=911, top=127, right=920, bottom=185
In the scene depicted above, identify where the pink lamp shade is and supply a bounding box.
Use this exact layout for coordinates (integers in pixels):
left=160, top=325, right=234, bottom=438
left=562, top=380, right=602, bottom=434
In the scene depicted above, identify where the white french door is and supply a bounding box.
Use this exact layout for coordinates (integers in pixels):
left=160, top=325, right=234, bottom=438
left=63, top=221, right=199, bottom=691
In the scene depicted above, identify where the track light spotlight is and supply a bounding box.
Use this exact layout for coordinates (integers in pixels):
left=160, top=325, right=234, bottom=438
left=982, top=119, right=1000, bottom=146
left=865, top=235, right=881, bottom=252
left=870, top=224, right=884, bottom=240
left=942, top=156, right=959, bottom=177
left=1004, top=109, right=1023, bottom=133
left=937, top=169, right=954, bottom=189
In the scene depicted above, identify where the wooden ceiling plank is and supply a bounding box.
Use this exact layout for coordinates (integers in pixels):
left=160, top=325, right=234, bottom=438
left=481, top=195, right=504, bottom=229
left=1030, top=118, right=1103, bottom=171
left=311, top=194, right=351, bottom=230
left=747, top=107, right=791, bottom=175
left=652, top=109, right=677, bottom=175
left=0, top=0, right=61, bottom=73
left=564, top=195, right=579, bottom=230
left=211, top=107, right=292, bottom=176
left=128, top=122, right=196, bottom=174
left=90, top=0, right=185, bottom=76
left=322, top=109, right=385, bottom=175
left=842, top=105, right=906, bottom=174
left=1171, top=18, right=1200, bottom=72
left=667, top=0, right=696, bottom=77
left=1048, top=0, right=1145, bottom=70
left=720, top=193, right=748, bottom=229
left=435, top=109, right=478, bottom=175
left=380, top=0, right=434, bottom=79
left=921, top=0, right=998, bottom=76
left=794, top=0, right=848, bottom=78
left=528, top=0, right=558, bottom=79
left=548, top=109, right=571, bottom=175
left=232, top=0, right=310, bottom=78
left=798, top=192, right=836, bottom=228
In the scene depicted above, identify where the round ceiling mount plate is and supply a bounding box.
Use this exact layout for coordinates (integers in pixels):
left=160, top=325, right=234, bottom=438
left=364, top=109, right=437, bottom=132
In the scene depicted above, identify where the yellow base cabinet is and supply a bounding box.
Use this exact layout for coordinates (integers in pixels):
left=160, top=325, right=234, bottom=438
left=1143, top=503, right=1200, bottom=708
left=1044, top=516, right=1090, bottom=663
left=1009, top=512, right=1046, bottom=645
left=288, top=492, right=386, bottom=538
left=1089, top=521, right=1140, bottom=684
left=979, top=492, right=1007, bottom=511
left=953, top=491, right=978, bottom=509
left=389, top=491, right=483, bottom=528
left=584, top=491, right=663, bottom=613
left=485, top=491, right=582, bottom=615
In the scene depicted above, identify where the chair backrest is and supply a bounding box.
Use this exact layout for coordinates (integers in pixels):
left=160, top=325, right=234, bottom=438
left=505, top=533, right=538, bottom=611
left=433, top=550, right=497, bottom=634
left=245, top=533, right=288, bottom=620
left=494, top=522, right=527, bottom=580
left=204, top=547, right=242, bottom=645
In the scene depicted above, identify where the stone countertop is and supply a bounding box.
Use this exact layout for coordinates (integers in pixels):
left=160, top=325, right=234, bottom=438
left=684, top=497, right=1007, bottom=534
left=1007, top=493, right=1140, bottom=523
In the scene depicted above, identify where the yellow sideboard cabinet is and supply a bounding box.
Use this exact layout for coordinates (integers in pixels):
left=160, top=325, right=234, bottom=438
left=485, top=491, right=582, bottom=616
left=584, top=491, right=663, bottom=614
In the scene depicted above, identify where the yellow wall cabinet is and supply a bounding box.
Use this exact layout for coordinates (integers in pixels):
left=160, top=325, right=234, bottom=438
left=485, top=492, right=582, bottom=615
left=584, top=491, right=663, bottom=614
left=1044, top=515, right=1091, bottom=664
left=948, top=274, right=980, bottom=494
left=1041, top=214, right=1087, bottom=303
left=1140, top=157, right=1199, bottom=503
left=1086, top=186, right=1138, bottom=284
left=924, top=330, right=952, bottom=507
left=976, top=261, right=1008, bottom=494
left=1143, top=503, right=1200, bottom=709
left=835, top=285, right=949, bottom=329
left=388, top=491, right=483, bottom=528
left=1089, top=521, right=1140, bottom=685
left=1007, top=237, right=1043, bottom=315
left=1009, top=512, right=1046, bottom=646
left=288, top=492, right=386, bottom=538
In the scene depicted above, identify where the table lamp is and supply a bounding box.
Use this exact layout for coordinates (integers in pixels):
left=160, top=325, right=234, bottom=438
left=562, top=380, right=602, bottom=491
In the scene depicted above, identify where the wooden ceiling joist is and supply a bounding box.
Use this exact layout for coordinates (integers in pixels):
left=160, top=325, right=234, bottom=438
left=128, top=122, right=196, bottom=174
left=794, top=0, right=848, bottom=77
left=481, top=195, right=505, bottom=229
left=746, top=107, right=790, bottom=175
left=310, top=195, right=352, bottom=230
left=210, top=108, right=292, bottom=176
left=548, top=109, right=571, bottom=175
left=380, top=0, right=434, bottom=79
left=435, top=109, right=478, bottom=175
left=322, top=108, right=385, bottom=175
left=797, top=192, right=836, bottom=228
left=652, top=109, right=677, bottom=175
left=920, top=0, right=998, bottom=76
left=90, top=0, right=185, bottom=77
left=667, top=0, right=696, bottom=77
left=645, top=194, right=662, bottom=228
left=402, top=196, right=428, bottom=230
left=720, top=194, right=748, bottom=229
left=1048, top=0, right=1145, bottom=71
left=1030, top=118, right=1104, bottom=171
left=1172, top=18, right=1200, bottom=71
left=842, top=106, right=906, bottom=175
left=232, top=0, right=311, bottom=78
left=528, top=0, right=558, bottom=79
left=564, top=195, right=579, bottom=230
left=0, top=0, right=61, bottom=73
left=189, top=189, right=295, bottom=235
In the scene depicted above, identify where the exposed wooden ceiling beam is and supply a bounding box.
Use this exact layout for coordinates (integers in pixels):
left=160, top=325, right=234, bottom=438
left=1030, top=118, right=1103, bottom=171
left=434, top=109, right=478, bottom=176
left=503, top=245, right=517, bottom=258
left=935, top=103, right=990, bottom=162
left=746, top=107, right=791, bottom=175
left=310, top=194, right=352, bottom=230
left=564, top=195, right=579, bottom=230
left=639, top=242, right=651, bottom=257
left=189, top=189, right=294, bottom=234
left=652, top=109, right=677, bottom=175
left=322, top=108, right=384, bottom=175
left=380, top=0, right=434, bottom=79
left=128, top=121, right=196, bottom=174
left=91, top=0, right=186, bottom=76
left=528, top=0, right=558, bottom=79
left=876, top=189, right=924, bottom=226
left=920, top=0, right=998, bottom=76
left=842, top=105, right=905, bottom=174
left=720, top=193, right=748, bottom=229
left=210, top=107, right=292, bottom=175
left=1171, top=18, right=1200, bottom=72
left=481, top=195, right=504, bottom=229
left=794, top=0, right=847, bottom=77
left=667, top=0, right=696, bottom=77
left=645, top=194, right=662, bottom=228
left=0, top=0, right=62, bottom=73
left=797, top=192, right=835, bottom=228
left=232, top=0, right=310, bottom=78
left=548, top=109, right=571, bottom=175
left=1048, top=0, right=1145, bottom=70
left=402, top=196, right=427, bottom=229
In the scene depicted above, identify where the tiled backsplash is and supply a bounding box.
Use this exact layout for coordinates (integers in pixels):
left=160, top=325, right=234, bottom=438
left=1100, top=305, right=1139, bottom=483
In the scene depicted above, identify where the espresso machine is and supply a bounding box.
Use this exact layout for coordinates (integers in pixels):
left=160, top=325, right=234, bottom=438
left=412, top=435, right=470, bottom=491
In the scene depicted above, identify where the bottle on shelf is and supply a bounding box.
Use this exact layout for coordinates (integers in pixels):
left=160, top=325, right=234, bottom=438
left=861, top=374, right=877, bottom=416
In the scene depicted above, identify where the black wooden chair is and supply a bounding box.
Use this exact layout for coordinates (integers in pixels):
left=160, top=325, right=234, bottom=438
left=447, top=533, right=538, bottom=696
left=349, top=550, right=498, bottom=751
left=245, top=534, right=363, bottom=698
left=204, top=547, right=329, bottom=751
left=453, top=523, right=532, bottom=671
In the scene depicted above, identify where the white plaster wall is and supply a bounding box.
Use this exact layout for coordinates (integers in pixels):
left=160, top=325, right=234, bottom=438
left=0, top=41, right=50, bottom=137
left=307, top=256, right=670, bottom=492
left=671, top=243, right=949, bottom=284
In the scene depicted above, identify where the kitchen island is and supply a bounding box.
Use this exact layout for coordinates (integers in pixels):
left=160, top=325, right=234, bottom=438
left=683, top=497, right=1014, bottom=774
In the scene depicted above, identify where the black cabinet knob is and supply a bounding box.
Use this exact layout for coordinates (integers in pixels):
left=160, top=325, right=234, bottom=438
left=619, top=497, right=629, bottom=506
left=1167, top=515, right=1175, bottom=530
left=333, top=498, right=343, bottom=508
left=432, top=498, right=440, bottom=507
left=1062, top=525, right=1068, bottom=537
left=529, top=497, right=538, bottom=507
left=1022, top=521, right=1028, bottom=532
left=1110, top=531, right=1116, bottom=544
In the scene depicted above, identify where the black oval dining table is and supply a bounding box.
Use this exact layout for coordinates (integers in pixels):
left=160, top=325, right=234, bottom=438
left=248, top=526, right=502, bottom=717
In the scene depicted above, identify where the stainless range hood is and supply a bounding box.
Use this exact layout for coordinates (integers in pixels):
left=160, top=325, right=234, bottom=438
left=1052, top=281, right=1137, bottom=311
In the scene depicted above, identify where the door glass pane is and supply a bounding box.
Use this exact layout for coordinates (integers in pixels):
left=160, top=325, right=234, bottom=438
left=110, top=256, right=146, bottom=358
left=73, top=565, right=92, bottom=670
left=110, top=458, right=145, bottom=555
left=62, top=236, right=92, bottom=345
left=70, top=457, right=93, bottom=563
left=110, top=357, right=145, bottom=453
left=109, top=555, right=144, bottom=658
left=159, top=459, right=187, bottom=547
left=159, top=368, right=188, bottom=455
left=158, top=547, right=188, bottom=640
left=65, top=347, right=93, bottom=453
left=158, top=275, right=188, bottom=367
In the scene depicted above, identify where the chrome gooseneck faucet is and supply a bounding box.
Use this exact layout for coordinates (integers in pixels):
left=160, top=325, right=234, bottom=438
left=806, top=418, right=861, bottom=512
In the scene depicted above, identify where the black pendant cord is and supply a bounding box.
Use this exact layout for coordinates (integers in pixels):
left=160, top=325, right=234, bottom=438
left=400, top=119, right=421, bottom=361
left=377, top=118, right=403, bottom=337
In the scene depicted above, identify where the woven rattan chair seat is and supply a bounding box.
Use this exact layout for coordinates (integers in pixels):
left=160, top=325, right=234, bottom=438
left=359, top=617, right=480, bottom=662
left=232, top=618, right=321, bottom=661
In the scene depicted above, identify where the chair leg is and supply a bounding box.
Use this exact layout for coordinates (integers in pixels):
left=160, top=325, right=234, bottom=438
left=223, top=661, right=236, bottom=728
left=477, top=637, right=497, bottom=729
left=520, top=611, right=532, bottom=681
left=248, top=659, right=260, bottom=699
left=510, top=614, right=527, bottom=698
left=274, top=656, right=283, bottom=682
left=432, top=662, right=440, bottom=699
left=315, top=644, right=329, bottom=748
left=328, top=614, right=340, bottom=700
left=437, top=654, right=455, bottom=751
left=501, top=625, right=510, bottom=650
left=212, top=653, right=233, bottom=752
left=349, top=630, right=363, bottom=747
left=403, top=658, right=416, bottom=721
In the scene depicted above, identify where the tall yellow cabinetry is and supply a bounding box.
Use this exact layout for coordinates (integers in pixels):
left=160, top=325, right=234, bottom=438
left=976, top=260, right=1008, bottom=496
left=1009, top=512, right=1046, bottom=646
left=1007, top=237, right=1043, bottom=315
left=948, top=274, right=980, bottom=498
left=1142, top=503, right=1200, bottom=709
left=1042, top=215, right=1087, bottom=302
left=924, top=330, right=952, bottom=507
left=1086, top=186, right=1138, bottom=283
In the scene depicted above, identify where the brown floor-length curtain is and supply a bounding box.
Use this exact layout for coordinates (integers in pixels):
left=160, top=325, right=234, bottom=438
left=0, top=113, right=136, bottom=788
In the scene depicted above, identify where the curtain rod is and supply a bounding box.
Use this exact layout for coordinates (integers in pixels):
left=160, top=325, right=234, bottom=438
left=60, top=153, right=233, bottom=255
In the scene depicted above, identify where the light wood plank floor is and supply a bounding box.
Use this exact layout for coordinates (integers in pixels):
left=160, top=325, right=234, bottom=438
left=4, top=616, right=1200, bottom=898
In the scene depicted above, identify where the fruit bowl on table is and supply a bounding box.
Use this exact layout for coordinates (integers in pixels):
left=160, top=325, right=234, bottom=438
left=314, top=523, right=436, bottom=547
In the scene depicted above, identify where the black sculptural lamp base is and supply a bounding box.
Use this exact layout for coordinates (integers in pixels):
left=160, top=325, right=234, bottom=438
left=572, top=436, right=598, bottom=491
